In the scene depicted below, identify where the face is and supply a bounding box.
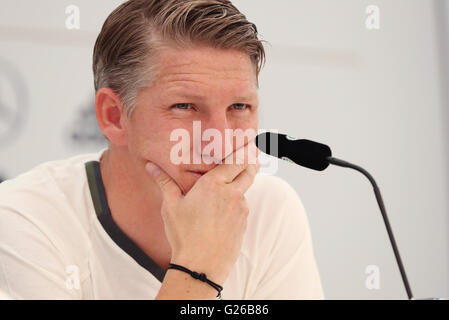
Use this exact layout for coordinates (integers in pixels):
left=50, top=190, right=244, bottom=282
left=123, top=45, right=259, bottom=194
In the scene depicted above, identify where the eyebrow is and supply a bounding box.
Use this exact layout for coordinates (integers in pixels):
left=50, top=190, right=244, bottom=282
left=170, top=92, right=257, bottom=102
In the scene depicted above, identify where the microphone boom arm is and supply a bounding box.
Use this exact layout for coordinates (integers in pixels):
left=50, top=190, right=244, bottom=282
left=327, top=156, right=414, bottom=300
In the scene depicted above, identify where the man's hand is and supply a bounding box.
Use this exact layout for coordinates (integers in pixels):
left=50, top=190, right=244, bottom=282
left=146, top=141, right=259, bottom=285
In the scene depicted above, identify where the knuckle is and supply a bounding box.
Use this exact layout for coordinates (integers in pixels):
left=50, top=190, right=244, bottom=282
left=238, top=163, right=248, bottom=172
left=232, top=163, right=246, bottom=174
left=247, top=165, right=257, bottom=179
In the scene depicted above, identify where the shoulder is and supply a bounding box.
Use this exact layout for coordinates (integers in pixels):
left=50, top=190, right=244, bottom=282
left=0, top=150, right=105, bottom=249
left=0, top=151, right=102, bottom=193
left=0, top=151, right=103, bottom=203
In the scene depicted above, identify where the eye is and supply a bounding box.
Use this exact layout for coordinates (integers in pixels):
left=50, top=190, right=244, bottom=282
left=172, top=103, right=193, bottom=110
left=231, top=103, right=250, bottom=110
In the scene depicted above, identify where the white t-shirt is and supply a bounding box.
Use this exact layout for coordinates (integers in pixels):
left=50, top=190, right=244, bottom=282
left=0, top=149, right=324, bottom=300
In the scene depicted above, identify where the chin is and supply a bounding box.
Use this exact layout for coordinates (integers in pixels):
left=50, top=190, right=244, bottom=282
left=178, top=171, right=205, bottom=195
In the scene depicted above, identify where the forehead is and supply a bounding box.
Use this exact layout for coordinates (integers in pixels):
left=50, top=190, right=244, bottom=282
left=151, top=44, right=258, bottom=94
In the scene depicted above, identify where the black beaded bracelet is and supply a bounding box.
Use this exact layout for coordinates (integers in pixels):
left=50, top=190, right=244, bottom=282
left=167, top=263, right=223, bottom=299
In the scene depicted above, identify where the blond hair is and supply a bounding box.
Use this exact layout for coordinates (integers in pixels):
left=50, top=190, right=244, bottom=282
left=93, top=0, right=266, bottom=118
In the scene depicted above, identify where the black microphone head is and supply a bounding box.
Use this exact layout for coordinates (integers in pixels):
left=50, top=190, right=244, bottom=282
left=255, top=132, right=332, bottom=171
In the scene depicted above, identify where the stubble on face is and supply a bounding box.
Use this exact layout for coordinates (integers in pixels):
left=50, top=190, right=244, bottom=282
left=124, top=44, right=259, bottom=194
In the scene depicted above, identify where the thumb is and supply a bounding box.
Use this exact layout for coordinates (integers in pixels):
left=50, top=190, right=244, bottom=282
left=145, top=162, right=182, bottom=200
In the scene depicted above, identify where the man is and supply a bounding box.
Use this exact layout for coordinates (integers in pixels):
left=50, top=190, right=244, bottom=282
left=0, top=0, right=323, bottom=299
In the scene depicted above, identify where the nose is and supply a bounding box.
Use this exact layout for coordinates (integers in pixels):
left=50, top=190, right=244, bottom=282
left=193, top=112, right=232, bottom=164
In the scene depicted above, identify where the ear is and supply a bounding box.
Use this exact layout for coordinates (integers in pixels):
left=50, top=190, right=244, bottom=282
left=95, top=88, right=128, bottom=146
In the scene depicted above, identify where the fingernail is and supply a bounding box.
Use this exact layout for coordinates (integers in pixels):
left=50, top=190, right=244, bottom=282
left=146, top=163, right=161, bottom=177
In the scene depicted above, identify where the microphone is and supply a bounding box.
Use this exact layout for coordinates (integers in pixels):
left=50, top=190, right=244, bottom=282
left=255, top=132, right=415, bottom=300
left=255, top=132, right=331, bottom=171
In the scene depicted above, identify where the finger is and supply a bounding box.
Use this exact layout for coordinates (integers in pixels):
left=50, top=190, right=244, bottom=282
left=206, top=135, right=260, bottom=183
left=231, top=163, right=259, bottom=193
left=209, top=162, right=248, bottom=184
left=210, top=141, right=253, bottom=183
left=145, top=162, right=182, bottom=200
left=227, top=139, right=258, bottom=171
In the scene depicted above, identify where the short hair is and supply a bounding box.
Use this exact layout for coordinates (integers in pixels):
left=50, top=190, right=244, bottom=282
left=93, top=0, right=266, bottom=118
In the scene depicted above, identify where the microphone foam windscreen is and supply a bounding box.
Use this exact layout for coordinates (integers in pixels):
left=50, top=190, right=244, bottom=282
left=255, top=132, right=332, bottom=171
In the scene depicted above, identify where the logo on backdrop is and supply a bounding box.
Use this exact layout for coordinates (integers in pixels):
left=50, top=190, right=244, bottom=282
left=66, top=93, right=107, bottom=149
left=0, top=56, right=28, bottom=146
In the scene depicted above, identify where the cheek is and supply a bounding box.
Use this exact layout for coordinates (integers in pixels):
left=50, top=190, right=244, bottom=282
left=232, top=109, right=258, bottom=127
left=126, top=113, right=173, bottom=165
left=127, top=115, right=192, bottom=178
left=230, top=116, right=258, bottom=139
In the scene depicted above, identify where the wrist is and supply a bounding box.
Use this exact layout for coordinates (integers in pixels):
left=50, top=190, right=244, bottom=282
left=170, top=255, right=229, bottom=285
left=157, top=268, right=218, bottom=300
left=167, top=263, right=223, bottom=299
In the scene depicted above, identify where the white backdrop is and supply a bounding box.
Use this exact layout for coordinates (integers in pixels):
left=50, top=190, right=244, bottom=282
left=0, top=0, right=448, bottom=299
